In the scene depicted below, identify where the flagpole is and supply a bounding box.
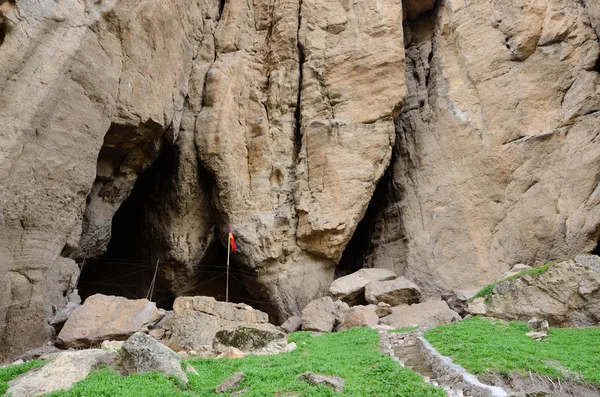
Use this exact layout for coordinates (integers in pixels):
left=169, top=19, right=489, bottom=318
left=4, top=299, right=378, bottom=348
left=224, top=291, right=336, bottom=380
left=226, top=233, right=231, bottom=303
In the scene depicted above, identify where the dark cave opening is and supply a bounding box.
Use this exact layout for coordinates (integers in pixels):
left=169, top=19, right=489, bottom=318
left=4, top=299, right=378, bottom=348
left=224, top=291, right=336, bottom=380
left=337, top=166, right=392, bottom=277
left=592, top=239, right=600, bottom=256
left=0, top=18, right=6, bottom=47
left=77, top=143, right=256, bottom=310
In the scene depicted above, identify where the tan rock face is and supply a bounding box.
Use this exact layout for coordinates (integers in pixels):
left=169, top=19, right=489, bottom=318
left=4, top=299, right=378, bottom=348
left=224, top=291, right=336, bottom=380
left=365, top=0, right=600, bottom=296
left=2, top=0, right=600, bottom=363
left=484, top=255, right=600, bottom=327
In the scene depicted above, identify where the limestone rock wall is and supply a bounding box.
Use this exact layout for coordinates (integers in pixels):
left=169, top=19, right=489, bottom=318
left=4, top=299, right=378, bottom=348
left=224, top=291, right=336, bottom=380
left=2, top=0, right=600, bottom=362
left=364, top=0, right=600, bottom=294
left=0, top=0, right=404, bottom=360
left=0, top=0, right=221, bottom=361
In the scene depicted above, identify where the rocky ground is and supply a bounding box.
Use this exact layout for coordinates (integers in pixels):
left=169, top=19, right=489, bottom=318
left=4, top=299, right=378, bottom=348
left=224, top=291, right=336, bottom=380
left=1, top=256, right=599, bottom=396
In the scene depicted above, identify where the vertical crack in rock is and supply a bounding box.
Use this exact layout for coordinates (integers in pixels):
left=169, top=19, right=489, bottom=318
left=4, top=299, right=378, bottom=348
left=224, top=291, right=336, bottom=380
left=0, top=17, right=6, bottom=47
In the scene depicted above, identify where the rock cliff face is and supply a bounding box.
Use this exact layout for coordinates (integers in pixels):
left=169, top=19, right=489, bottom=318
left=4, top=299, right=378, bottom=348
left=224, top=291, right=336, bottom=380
left=364, top=0, right=600, bottom=294
left=1, top=0, right=600, bottom=361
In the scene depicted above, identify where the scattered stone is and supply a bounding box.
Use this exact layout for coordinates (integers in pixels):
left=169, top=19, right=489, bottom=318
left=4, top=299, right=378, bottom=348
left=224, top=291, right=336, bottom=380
left=57, top=294, right=163, bottom=348
left=528, top=318, right=549, bottom=333
left=526, top=331, right=548, bottom=341
left=442, top=290, right=478, bottom=316
left=6, top=349, right=119, bottom=397
left=380, top=300, right=460, bottom=329
left=216, top=372, right=245, bottom=394
left=374, top=302, right=393, bottom=318
left=153, top=311, right=173, bottom=331
left=11, top=359, right=24, bottom=366
left=101, top=340, right=124, bottom=351
left=148, top=328, right=165, bottom=340
left=329, top=269, right=397, bottom=305
left=216, top=347, right=246, bottom=359
left=365, top=277, right=422, bottom=306
left=121, top=332, right=188, bottom=383
left=336, top=305, right=379, bottom=331
left=231, top=389, right=248, bottom=396
left=298, top=372, right=345, bottom=393
left=500, top=264, right=532, bottom=280
left=281, top=316, right=302, bottom=333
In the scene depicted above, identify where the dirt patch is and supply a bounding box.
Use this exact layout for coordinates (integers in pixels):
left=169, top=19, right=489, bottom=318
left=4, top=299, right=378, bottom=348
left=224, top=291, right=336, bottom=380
left=480, top=371, right=600, bottom=397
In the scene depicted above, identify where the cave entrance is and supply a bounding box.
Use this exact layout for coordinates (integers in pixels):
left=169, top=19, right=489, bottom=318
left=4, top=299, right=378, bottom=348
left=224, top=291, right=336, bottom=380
left=77, top=143, right=257, bottom=310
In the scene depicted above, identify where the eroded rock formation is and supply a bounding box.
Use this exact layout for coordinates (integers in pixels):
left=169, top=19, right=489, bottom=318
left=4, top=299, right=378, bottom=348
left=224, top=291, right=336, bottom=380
left=364, top=0, right=600, bottom=295
left=1, top=0, right=600, bottom=362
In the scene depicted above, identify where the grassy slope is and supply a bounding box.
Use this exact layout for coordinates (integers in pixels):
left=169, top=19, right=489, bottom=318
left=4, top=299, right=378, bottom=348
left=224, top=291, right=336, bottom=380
left=3, top=329, right=444, bottom=397
left=468, top=260, right=560, bottom=303
left=424, top=317, right=600, bottom=385
left=0, top=360, right=46, bottom=395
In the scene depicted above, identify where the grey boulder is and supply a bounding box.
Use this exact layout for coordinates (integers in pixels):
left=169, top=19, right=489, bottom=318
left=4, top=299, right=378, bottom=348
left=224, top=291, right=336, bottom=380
left=121, top=332, right=188, bottom=383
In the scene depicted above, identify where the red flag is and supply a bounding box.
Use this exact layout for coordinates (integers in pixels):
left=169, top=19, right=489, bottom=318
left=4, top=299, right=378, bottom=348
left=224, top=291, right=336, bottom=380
left=228, top=225, right=237, bottom=251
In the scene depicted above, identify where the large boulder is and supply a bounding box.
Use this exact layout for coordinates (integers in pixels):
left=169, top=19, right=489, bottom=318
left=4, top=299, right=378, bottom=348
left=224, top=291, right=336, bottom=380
left=379, top=300, right=460, bottom=329
left=329, top=269, right=397, bottom=305
left=213, top=326, right=286, bottom=352
left=336, top=305, right=379, bottom=331
left=364, top=277, right=422, bottom=306
left=167, top=296, right=273, bottom=351
left=481, top=255, right=600, bottom=326
left=57, top=294, right=163, bottom=348
left=6, top=349, right=119, bottom=397
left=301, top=297, right=349, bottom=332
left=121, top=332, right=188, bottom=383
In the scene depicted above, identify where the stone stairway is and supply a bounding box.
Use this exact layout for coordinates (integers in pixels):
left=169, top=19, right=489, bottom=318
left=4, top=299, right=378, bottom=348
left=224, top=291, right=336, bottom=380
left=392, top=341, right=437, bottom=382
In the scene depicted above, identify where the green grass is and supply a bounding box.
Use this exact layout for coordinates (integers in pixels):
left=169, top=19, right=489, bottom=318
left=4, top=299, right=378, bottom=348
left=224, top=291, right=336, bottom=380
left=468, top=260, right=561, bottom=303
left=5, top=329, right=444, bottom=397
left=0, top=360, right=46, bottom=395
left=424, top=317, right=600, bottom=384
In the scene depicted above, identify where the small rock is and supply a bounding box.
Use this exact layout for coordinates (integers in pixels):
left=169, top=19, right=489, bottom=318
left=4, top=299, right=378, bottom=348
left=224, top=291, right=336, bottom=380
left=466, top=297, right=488, bottom=315
left=188, top=350, right=198, bottom=356
left=500, top=264, right=532, bottom=280
left=285, top=342, right=297, bottom=352
left=216, top=347, right=245, bottom=359
left=101, top=340, right=124, bottom=351
left=11, top=359, right=24, bottom=366
left=374, top=302, right=393, bottom=318
left=281, top=316, right=302, bottom=333
left=148, top=328, right=165, bottom=340
left=526, top=331, right=547, bottom=340
left=178, top=351, right=191, bottom=360
left=121, top=332, right=188, bottom=383
left=442, top=290, right=477, bottom=316
left=216, top=372, right=245, bottom=394
left=527, top=318, right=549, bottom=333
left=298, top=372, right=345, bottom=393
